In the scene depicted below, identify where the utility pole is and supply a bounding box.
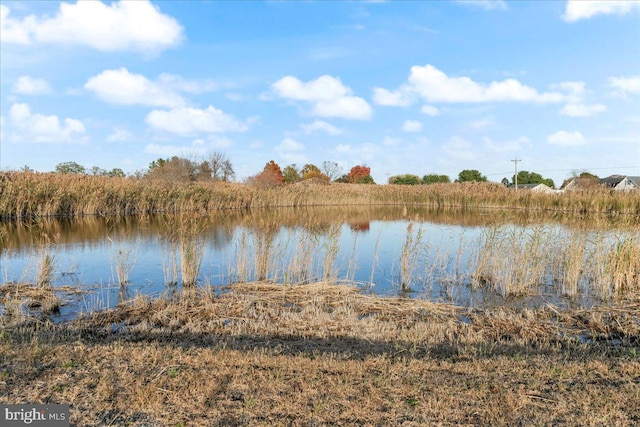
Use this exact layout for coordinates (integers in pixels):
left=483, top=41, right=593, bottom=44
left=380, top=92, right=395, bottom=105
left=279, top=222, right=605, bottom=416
left=511, top=158, right=522, bottom=190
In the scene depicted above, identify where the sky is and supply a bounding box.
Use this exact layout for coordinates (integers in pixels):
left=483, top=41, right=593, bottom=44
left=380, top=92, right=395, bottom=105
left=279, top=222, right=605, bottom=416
left=0, top=0, right=639, bottom=186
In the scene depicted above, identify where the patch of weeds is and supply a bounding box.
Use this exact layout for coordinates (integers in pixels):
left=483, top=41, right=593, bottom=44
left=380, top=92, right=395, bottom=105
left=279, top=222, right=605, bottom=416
left=405, top=397, right=419, bottom=408
left=61, top=360, right=79, bottom=369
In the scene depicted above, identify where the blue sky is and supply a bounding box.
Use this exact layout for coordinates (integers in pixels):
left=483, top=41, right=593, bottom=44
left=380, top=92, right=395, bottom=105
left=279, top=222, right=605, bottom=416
left=1, top=0, right=639, bottom=186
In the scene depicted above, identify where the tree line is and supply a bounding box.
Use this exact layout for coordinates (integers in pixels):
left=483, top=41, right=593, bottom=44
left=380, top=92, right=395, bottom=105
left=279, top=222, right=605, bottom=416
left=42, top=155, right=559, bottom=188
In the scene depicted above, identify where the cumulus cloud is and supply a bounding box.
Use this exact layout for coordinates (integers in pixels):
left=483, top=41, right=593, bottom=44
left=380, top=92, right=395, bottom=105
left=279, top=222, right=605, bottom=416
left=372, top=87, right=413, bottom=106
left=609, top=75, right=640, bottom=96
left=0, top=1, right=183, bottom=54
left=420, top=105, right=441, bottom=116
left=377, top=64, right=566, bottom=106
left=564, top=1, right=640, bottom=22
left=12, top=76, right=52, bottom=95
left=144, top=136, right=234, bottom=157
left=8, top=102, right=86, bottom=143
left=85, top=68, right=186, bottom=108
left=145, top=106, right=248, bottom=136
left=560, top=103, right=607, bottom=117
left=443, top=136, right=476, bottom=160
left=547, top=130, right=587, bottom=146
left=301, top=120, right=343, bottom=135
left=106, top=128, right=133, bottom=142
left=275, top=137, right=308, bottom=164
left=272, top=75, right=372, bottom=120
left=402, top=120, right=423, bottom=133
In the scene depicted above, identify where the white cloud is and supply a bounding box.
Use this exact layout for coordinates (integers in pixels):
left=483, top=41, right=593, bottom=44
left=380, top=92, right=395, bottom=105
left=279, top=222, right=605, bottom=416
left=420, top=105, right=441, bottom=116
left=146, top=106, right=248, bottom=136
left=335, top=144, right=352, bottom=154
left=547, top=130, right=587, bottom=146
left=301, top=120, right=343, bottom=135
left=8, top=102, right=86, bottom=143
left=12, top=76, right=52, bottom=95
left=1, top=1, right=183, bottom=54
left=402, top=120, right=423, bottom=133
left=564, top=1, right=640, bottom=22
left=560, top=103, right=607, bottom=117
left=372, top=87, right=413, bottom=106
left=272, top=75, right=372, bottom=120
left=383, top=136, right=402, bottom=146
left=378, top=64, right=566, bottom=105
left=106, top=128, right=133, bottom=142
left=144, top=136, right=234, bottom=157
left=85, top=68, right=185, bottom=108
left=609, top=75, right=640, bottom=96
left=443, top=135, right=476, bottom=160
left=156, top=73, right=218, bottom=94
left=275, top=138, right=308, bottom=164
left=454, top=1, right=507, bottom=11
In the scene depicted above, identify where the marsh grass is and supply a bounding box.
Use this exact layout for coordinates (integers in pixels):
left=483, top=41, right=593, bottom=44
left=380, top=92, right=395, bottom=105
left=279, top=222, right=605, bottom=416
left=110, top=244, right=138, bottom=286
left=1, top=282, right=638, bottom=426
left=397, top=223, right=427, bottom=291
left=178, top=214, right=206, bottom=287
left=3, top=171, right=640, bottom=220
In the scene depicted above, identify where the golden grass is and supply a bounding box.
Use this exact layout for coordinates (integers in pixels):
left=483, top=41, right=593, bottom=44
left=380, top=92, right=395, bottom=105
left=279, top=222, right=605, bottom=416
left=1, top=282, right=638, bottom=426
left=2, top=171, right=640, bottom=219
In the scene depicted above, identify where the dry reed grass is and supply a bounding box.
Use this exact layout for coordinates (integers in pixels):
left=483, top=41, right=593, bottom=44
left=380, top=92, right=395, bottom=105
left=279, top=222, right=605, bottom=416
left=3, top=171, right=640, bottom=220
left=1, top=282, right=638, bottom=426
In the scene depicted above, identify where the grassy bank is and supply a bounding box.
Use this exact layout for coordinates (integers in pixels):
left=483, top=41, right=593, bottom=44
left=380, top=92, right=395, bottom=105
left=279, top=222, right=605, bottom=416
left=1, top=283, right=639, bottom=426
left=2, top=171, right=640, bottom=219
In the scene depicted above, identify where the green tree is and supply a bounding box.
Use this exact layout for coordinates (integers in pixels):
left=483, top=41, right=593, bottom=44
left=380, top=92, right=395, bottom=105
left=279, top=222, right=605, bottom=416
left=422, top=174, right=451, bottom=184
left=109, top=168, right=126, bottom=178
left=456, top=169, right=487, bottom=183
left=512, top=170, right=555, bottom=188
left=55, top=161, right=86, bottom=174
left=282, top=164, right=301, bottom=183
left=389, top=174, right=421, bottom=185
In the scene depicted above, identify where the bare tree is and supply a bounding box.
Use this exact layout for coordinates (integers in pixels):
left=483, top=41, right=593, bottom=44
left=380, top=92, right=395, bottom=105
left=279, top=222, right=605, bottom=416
left=321, top=161, right=342, bottom=182
left=207, top=152, right=235, bottom=182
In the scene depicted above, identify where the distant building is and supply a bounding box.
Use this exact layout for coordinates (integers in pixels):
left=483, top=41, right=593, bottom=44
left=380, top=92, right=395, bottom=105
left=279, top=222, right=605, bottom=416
left=603, top=175, right=640, bottom=192
left=561, top=174, right=640, bottom=192
left=511, top=183, right=561, bottom=194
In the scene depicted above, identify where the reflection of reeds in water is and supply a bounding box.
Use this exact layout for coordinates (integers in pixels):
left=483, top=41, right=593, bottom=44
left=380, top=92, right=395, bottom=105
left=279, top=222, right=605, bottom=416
left=179, top=215, right=205, bottom=287
left=472, top=225, right=550, bottom=297
left=321, top=224, right=341, bottom=281
left=398, top=223, right=426, bottom=291
left=286, top=228, right=316, bottom=284
left=111, top=245, right=138, bottom=285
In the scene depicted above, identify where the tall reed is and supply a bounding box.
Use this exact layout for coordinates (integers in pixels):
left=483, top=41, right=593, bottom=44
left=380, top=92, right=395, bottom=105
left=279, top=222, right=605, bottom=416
left=3, top=171, right=639, bottom=220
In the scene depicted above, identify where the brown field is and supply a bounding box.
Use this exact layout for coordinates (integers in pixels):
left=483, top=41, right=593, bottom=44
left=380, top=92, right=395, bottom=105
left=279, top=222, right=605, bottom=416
left=2, top=171, right=640, bottom=219
left=1, top=282, right=639, bottom=426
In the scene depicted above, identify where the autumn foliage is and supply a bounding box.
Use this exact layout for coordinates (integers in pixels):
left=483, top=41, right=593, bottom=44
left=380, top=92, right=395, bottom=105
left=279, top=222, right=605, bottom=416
left=347, top=165, right=374, bottom=184
left=248, top=160, right=285, bottom=188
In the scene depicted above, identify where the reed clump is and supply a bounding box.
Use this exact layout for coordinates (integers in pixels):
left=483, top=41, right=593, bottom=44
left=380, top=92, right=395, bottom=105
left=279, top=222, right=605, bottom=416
left=2, top=171, right=640, bottom=219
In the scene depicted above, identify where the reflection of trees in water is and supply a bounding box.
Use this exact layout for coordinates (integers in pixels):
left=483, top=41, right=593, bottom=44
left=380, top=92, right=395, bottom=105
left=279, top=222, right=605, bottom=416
left=2, top=206, right=637, bottom=254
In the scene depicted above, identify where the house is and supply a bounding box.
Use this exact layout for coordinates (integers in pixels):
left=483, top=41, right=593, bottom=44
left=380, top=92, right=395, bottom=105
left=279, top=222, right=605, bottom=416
left=511, top=183, right=561, bottom=194
left=598, top=175, right=640, bottom=192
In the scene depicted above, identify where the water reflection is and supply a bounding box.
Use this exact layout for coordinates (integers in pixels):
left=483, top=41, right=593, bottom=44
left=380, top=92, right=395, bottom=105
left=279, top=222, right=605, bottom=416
left=1, top=206, right=638, bottom=318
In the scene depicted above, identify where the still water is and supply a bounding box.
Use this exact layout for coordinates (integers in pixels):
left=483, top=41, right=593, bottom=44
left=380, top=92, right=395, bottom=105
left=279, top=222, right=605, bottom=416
left=1, top=206, right=637, bottom=319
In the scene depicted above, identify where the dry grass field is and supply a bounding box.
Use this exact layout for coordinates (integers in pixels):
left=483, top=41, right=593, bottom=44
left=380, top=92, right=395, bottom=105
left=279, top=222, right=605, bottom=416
left=1, top=282, right=638, bottom=426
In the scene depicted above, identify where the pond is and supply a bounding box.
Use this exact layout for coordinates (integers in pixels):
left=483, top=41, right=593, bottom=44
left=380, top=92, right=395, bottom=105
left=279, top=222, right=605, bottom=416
left=1, top=206, right=638, bottom=320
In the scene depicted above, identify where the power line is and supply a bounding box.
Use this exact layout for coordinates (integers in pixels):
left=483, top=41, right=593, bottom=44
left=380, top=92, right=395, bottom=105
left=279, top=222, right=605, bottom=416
left=511, top=158, right=521, bottom=190
left=485, top=165, right=639, bottom=177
